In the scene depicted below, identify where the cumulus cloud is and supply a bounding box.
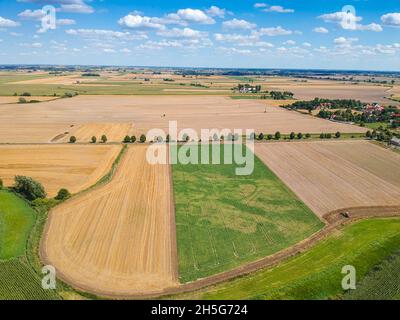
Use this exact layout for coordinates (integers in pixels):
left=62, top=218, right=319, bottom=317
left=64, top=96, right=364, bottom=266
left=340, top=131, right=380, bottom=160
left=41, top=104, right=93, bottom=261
left=254, top=3, right=267, bottom=8
left=206, top=6, right=226, bottom=18
left=319, top=11, right=382, bottom=32
left=223, top=19, right=256, bottom=30
left=255, top=26, right=293, bottom=36
left=17, top=0, right=94, bottom=14
left=166, top=8, right=215, bottom=25
left=381, top=13, right=400, bottom=26
left=0, top=16, right=20, bottom=27
left=57, top=19, right=76, bottom=26
left=118, top=14, right=166, bottom=30
left=157, top=27, right=207, bottom=39
left=313, top=27, right=329, bottom=33
left=263, top=6, right=294, bottom=13
left=66, top=28, right=147, bottom=40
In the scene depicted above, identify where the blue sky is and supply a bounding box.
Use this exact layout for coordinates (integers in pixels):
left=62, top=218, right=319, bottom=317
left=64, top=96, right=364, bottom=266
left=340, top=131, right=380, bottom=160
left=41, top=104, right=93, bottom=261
left=0, top=0, right=399, bottom=70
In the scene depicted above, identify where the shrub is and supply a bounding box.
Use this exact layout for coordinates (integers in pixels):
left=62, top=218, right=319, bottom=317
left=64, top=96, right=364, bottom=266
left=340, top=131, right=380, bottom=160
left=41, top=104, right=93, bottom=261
left=267, top=134, right=273, bottom=140
left=91, top=136, right=97, bottom=143
left=335, top=131, right=341, bottom=138
left=14, top=176, right=46, bottom=201
left=131, top=136, right=137, bottom=143
left=21, top=92, right=31, bottom=97
left=18, top=97, right=27, bottom=104
left=297, top=132, right=303, bottom=139
left=305, top=133, right=311, bottom=139
left=275, top=131, right=281, bottom=140
left=101, top=135, right=108, bottom=143
left=123, top=135, right=131, bottom=143
left=290, top=132, right=295, bottom=140
left=140, top=134, right=146, bottom=143
left=366, top=130, right=372, bottom=138
left=166, top=134, right=170, bottom=143
left=258, top=133, right=264, bottom=140
left=55, top=188, right=71, bottom=201
left=320, top=133, right=325, bottom=139
left=326, top=133, right=332, bottom=139
left=69, top=136, right=77, bottom=143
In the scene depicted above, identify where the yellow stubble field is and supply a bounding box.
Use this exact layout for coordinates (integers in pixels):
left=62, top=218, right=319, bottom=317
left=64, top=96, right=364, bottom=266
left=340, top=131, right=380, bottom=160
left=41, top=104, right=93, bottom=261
left=40, top=145, right=178, bottom=297
left=0, top=144, right=121, bottom=197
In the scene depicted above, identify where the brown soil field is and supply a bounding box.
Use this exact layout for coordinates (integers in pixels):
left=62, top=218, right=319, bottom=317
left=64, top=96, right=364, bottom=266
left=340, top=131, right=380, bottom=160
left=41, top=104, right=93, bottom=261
left=41, top=145, right=178, bottom=296
left=0, top=95, right=366, bottom=143
left=255, top=140, right=400, bottom=218
left=57, top=122, right=133, bottom=143
left=0, top=144, right=121, bottom=197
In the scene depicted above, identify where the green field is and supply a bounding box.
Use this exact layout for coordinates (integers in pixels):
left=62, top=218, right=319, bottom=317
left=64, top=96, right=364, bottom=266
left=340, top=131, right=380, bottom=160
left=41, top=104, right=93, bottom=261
left=0, top=259, right=60, bottom=300
left=0, top=190, right=36, bottom=260
left=344, top=250, right=400, bottom=300
left=172, top=145, right=323, bottom=283
left=175, top=218, right=400, bottom=299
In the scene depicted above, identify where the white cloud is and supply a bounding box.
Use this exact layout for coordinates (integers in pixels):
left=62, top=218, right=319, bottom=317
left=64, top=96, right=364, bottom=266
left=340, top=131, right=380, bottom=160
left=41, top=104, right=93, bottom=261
left=254, top=3, right=267, bottom=8
left=302, top=42, right=312, bottom=47
left=120, top=48, right=131, bottom=53
left=18, top=0, right=94, bottom=14
left=214, top=33, right=273, bottom=48
left=319, top=11, right=382, bottom=32
left=313, top=27, right=329, bottom=33
left=157, top=27, right=207, bottom=39
left=256, top=26, right=293, bottom=36
left=18, top=9, right=44, bottom=20
left=263, top=6, right=294, bottom=13
left=166, top=8, right=215, bottom=25
left=0, top=16, right=20, bottom=28
left=66, top=28, right=147, bottom=40
left=57, top=19, right=76, bottom=26
left=334, top=37, right=358, bottom=46
left=283, top=40, right=296, bottom=45
left=381, top=13, right=400, bottom=26
left=118, top=14, right=166, bottom=30
left=206, top=6, right=226, bottom=18
left=223, top=19, right=256, bottom=30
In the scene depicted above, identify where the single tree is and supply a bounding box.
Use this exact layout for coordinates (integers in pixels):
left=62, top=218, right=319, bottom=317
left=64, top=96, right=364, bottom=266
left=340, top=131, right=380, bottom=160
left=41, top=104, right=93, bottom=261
left=305, top=133, right=311, bottom=139
left=166, top=134, right=170, bottom=143
left=69, top=136, right=77, bottom=144
left=275, top=131, right=281, bottom=140
left=0, top=178, right=3, bottom=190
left=258, top=133, right=264, bottom=140
left=297, top=132, right=303, bottom=140
left=91, top=136, right=97, bottom=143
left=55, top=188, right=71, bottom=201
left=335, top=131, right=341, bottom=139
left=366, top=130, right=372, bottom=138
left=290, top=132, right=295, bottom=140
left=101, top=135, right=108, bottom=143
left=320, top=133, right=325, bottom=139
left=140, top=134, right=146, bottom=143
left=267, top=134, right=273, bottom=140
left=249, top=132, right=256, bottom=141
left=123, top=135, right=131, bottom=143
left=131, top=136, right=137, bottom=143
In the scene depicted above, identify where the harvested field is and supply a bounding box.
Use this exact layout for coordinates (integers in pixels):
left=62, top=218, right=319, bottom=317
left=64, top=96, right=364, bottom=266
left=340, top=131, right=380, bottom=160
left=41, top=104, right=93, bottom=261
left=57, top=122, right=133, bottom=143
left=255, top=140, right=400, bottom=218
left=0, top=95, right=366, bottom=143
left=41, top=145, right=178, bottom=296
left=0, top=145, right=121, bottom=197
left=0, top=96, right=56, bottom=104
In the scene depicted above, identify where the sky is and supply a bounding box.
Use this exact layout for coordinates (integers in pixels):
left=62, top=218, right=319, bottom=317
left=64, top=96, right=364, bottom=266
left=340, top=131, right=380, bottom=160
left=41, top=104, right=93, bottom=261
left=0, top=0, right=399, bottom=70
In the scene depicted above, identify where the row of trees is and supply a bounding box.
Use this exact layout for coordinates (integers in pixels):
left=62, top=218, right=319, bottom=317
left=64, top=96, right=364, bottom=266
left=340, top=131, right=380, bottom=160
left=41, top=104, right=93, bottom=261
left=284, top=98, right=364, bottom=112
left=254, top=131, right=341, bottom=140
left=0, top=175, right=71, bottom=202
left=269, top=91, right=294, bottom=100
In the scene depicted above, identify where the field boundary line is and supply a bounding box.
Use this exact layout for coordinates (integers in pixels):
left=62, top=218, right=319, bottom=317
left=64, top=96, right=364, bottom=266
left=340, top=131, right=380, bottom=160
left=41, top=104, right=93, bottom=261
left=87, top=205, right=400, bottom=299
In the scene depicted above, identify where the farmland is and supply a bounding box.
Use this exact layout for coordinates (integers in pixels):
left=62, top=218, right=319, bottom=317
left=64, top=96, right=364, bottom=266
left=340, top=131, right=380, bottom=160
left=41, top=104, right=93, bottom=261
left=0, top=95, right=366, bottom=143
left=0, top=145, right=121, bottom=197
left=0, top=190, right=35, bottom=259
left=0, top=190, right=60, bottom=300
left=344, top=249, right=400, bottom=300
left=255, top=140, right=400, bottom=218
left=41, top=145, right=178, bottom=296
left=0, top=259, right=60, bottom=300
left=175, top=218, right=400, bottom=300
left=172, top=145, right=323, bottom=283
